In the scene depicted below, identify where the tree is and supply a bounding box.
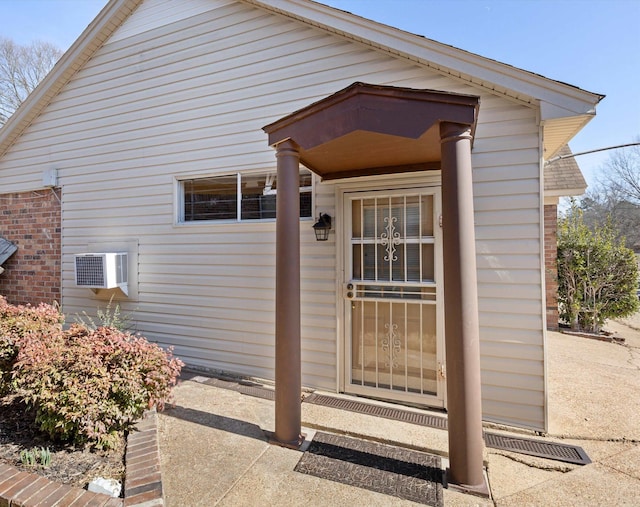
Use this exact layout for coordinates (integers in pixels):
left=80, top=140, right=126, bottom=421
left=570, top=140, right=640, bottom=250
left=0, top=37, right=62, bottom=126
left=557, top=202, right=639, bottom=333
left=599, top=141, right=640, bottom=204
left=579, top=189, right=640, bottom=250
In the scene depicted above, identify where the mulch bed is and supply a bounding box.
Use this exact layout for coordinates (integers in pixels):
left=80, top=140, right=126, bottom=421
left=0, top=393, right=125, bottom=489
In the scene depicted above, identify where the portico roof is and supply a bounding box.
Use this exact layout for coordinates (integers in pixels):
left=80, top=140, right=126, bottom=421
left=263, top=82, right=479, bottom=180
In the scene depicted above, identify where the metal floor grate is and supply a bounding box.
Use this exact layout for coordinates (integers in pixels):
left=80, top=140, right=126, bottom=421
left=236, top=384, right=276, bottom=400
left=185, top=375, right=591, bottom=466
left=304, top=393, right=591, bottom=465
left=304, top=393, right=448, bottom=429
left=190, top=375, right=277, bottom=401
left=484, top=432, right=591, bottom=465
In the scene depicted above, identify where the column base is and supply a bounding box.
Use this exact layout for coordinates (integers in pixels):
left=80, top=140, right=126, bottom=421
left=445, top=468, right=491, bottom=498
left=266, top=431, right=306, bottom=450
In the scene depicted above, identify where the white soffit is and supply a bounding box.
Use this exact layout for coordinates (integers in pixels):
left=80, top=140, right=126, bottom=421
left=543, top=115, right=594, bottom=161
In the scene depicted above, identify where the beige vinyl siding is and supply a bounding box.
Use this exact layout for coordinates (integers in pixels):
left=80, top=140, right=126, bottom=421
left=107, top=0, right=226, bottom=43
left=0, top=0, right=545, bottom=429
left=473, top=101, right=544, bottom=429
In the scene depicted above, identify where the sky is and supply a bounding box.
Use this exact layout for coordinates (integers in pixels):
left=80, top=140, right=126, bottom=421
left=1, top=0, right=639, bottom=188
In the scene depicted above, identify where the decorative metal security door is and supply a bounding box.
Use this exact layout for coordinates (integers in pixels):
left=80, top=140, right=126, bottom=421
left=343, top=188, right=445, bottom=407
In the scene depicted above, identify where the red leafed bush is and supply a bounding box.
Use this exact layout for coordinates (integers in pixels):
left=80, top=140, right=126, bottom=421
left=1, top=297, right=184, bottom=449
left=0, top=296, right=64, bottom=393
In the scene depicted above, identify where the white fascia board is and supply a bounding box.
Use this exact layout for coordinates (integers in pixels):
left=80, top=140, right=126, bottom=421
left=540, top=101, right=597, bottom=121
left=544, top=189, right=586, bottom=206
left=245, top=0, right=602, bottom=116
left=545, top=187, right=587, bottom=199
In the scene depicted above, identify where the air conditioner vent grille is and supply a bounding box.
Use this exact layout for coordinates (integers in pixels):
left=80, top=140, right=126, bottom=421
left=73, top=253, right=128, bottom=295
left=75, top=256, right=106, bottom=286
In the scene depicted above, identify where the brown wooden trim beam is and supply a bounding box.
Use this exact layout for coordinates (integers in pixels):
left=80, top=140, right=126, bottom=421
left=319, top=161, right=441, bottom=180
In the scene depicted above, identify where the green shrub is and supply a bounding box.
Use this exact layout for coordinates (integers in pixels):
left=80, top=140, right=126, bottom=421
left=74, top=294, right=136, bottom=332
left=557, top=204, right=639, bottom=333
left=0, top=296, right=63, bottom=394
left=12, top=323, right=183, bottom=448
left=1, top=296, right=184, bottom=449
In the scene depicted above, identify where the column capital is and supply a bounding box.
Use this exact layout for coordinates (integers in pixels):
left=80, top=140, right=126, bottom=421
left=274, top=138, right=300, bottom=155
left=439, top=122, right=473, bottom=144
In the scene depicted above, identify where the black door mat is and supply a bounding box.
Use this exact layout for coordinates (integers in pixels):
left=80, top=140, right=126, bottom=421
left=295, top=432, right=444, bottom=506
left=303, top=393, right=591, bottom=465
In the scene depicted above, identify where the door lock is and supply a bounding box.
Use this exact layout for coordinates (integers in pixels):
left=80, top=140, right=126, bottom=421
left=345, top=283, right=355, bottom=299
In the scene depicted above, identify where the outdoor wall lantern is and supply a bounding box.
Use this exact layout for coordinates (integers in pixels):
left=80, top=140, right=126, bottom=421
left=313, top=213, right=332, bottom=241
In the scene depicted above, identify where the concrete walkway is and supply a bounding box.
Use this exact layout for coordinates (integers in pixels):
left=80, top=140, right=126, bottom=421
left=157, top=323, right=640, bottom=506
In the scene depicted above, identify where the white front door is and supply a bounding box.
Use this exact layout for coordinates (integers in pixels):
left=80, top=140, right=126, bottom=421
left=343, top=188, right=445, bottom=407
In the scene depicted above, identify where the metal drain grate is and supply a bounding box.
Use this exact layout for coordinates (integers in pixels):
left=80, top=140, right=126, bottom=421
left=236, top=384, right=276, bottom=400
left=304, top=393, right=591, bottom=465
left=187, top=377, right=591, bottom=466
left=193, top=376, right=276, bottom=401
left=484, top=432, right=591, bottom=465
left=304, top=393, right=448, bottom=430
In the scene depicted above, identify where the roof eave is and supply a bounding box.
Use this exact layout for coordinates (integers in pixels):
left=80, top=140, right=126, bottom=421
left=544, top=187, right=587, bottom=206
left=548, top=187, right=587, bottom=196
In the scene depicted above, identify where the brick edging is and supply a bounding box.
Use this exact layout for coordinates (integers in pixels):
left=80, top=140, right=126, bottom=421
left=124, top=409, right=164, bottom=506
left=0, top=410, right=163, bottom=507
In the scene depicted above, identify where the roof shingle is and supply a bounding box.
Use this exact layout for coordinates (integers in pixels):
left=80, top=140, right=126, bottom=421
left=544, top=145, right=587, bottom=196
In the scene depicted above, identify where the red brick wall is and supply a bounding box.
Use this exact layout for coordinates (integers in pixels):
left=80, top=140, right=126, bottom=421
left=544, top=204, right=558, bottom=330
left=0, top=189, right=61, bottom=305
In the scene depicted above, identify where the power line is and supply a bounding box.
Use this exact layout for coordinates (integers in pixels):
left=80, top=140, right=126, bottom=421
left=546, top=142, right=640, bottom=165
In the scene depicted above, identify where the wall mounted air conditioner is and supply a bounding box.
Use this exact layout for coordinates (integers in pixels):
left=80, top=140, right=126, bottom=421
left=74, top=252, right=128, bottom=295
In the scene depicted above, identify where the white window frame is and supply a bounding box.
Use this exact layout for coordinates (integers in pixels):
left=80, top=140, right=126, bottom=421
left=177, top=168, right=314, bottom=224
